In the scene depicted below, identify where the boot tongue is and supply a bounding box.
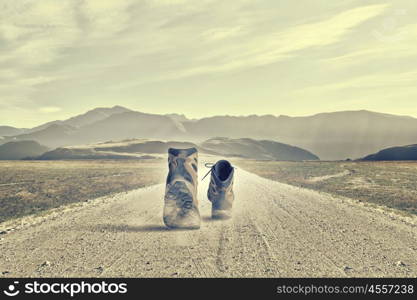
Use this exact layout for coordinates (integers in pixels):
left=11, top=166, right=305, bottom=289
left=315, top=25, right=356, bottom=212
left=168, top=147, right=197, bottom=157
left=213, top=162, right=234, bottom=186
left=212, top=168, right=234, bottom=187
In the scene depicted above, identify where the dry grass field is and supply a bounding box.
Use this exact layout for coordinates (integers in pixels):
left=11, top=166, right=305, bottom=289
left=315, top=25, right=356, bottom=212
left=235, top=160, right=417, bottom=216
left=0, top=160, right=165, bottom=223
left=2, top=159, right=417, bottom=225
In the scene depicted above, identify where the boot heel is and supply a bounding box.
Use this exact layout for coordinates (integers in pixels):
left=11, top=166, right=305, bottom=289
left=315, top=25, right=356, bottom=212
left=212, top=209, right=232, bottom=220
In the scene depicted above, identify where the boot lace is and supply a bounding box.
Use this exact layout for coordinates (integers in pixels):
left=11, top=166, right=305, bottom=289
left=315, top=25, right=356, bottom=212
left=201, top=162, right=237, bottom=181
left=182, top=199, right=193, bottom=209
left=201, top=163, right=215, bottom=181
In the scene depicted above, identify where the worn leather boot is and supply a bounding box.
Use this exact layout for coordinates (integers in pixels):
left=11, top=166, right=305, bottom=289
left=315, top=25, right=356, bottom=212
left=206, top=160, right=234, bottom=219
left=163, top=148, right=200, bottom=229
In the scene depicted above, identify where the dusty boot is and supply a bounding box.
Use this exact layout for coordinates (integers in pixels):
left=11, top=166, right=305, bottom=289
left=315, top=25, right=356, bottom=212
left=163, top=148, right=200, bottom=229
left=206, top=160, right=235, bottom=219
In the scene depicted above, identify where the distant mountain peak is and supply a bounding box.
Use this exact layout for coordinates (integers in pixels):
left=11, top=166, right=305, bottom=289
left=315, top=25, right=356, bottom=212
left=111, top=105, right=130, bottom=110
left=309, top=109, right=415, bottom=119
left=0, top=126, right=26, bottom=137
left=27, top=105, right=133, bottom=134
left=77, top=105, right=131, bottom=116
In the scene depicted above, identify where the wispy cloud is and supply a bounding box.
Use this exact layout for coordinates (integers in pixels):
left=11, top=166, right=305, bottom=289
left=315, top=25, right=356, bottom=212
left=169, top=4, right=389, bottom=79
left=324, top=22, right=417, bottom=67
left=202, top=26, right=246, bottom=41
left=294, top=70, right=417, bottom=95
left=39, top=106, right=62, bottom=113
left=111, top=3, right=390, bottom=88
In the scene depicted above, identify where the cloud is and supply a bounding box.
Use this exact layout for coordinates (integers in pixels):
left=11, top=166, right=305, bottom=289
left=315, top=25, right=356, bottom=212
left=0, top=0, right=80, bottom=67
left=17, top=76, right=57, bottom=86
left=82, top=0, right=135, bottom=38
left=39, top=106, right=62, bottom=113
left=323, top=22, right=417, bottom=67
left=124, top=3, right=390, bottom=83
left=291, top=70, right=417, bottom=100
left=202, top=26, right=246, bottom=41
left=150, top=0, right=193, bottom=5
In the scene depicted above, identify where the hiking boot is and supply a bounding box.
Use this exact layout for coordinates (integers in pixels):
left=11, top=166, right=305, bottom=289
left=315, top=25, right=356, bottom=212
left=163, top=147, right=200, bottom=229
left=205, top=160, right=235, bottom=219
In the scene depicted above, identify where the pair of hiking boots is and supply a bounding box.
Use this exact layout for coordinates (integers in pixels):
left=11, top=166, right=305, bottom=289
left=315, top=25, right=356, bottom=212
left=163, top=148, right=235, bottom=229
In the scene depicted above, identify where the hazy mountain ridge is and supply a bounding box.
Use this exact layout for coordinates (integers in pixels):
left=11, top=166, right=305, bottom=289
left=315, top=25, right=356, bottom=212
left=3, top=107, right=417, bottom=160
left=36, top=147, right=157, bottom=160
left=26, top=106, right=131, bottom=133
left=26, top=137, right=318, bottom=161
left=0, top=141, right=49, bottom=160
left=362, top=144, right=417, bottom=161
left=202, top=137, right=318, bottom=161
left=94, top=140, right=199, bottom=154
left=0, top=126, right=26, bottom=137
left=5, top=124, right=78, bottom=148
left=76, top=111, right=186, bottom=143
left=1, top=109, right=185, bottom=148
left=184, top=110, right=417, bottom=160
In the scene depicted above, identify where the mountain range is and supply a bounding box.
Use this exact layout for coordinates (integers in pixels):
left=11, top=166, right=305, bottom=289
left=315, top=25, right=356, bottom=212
left=2, top=106, right=417, bottom=160
left=31, top=137, right=318, bottom=161
left=0, top=126, right=26, bottom=137
left=0, top=141, right=49, bottom=160
left=362, top=144, right=417, bottom=161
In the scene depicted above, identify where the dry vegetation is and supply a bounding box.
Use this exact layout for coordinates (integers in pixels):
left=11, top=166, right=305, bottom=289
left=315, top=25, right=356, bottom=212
left=2, top=159, right=417, bottom=224
left=0, top=160, right=166, bottom=222
left=235, top=160, right=417, bottom=215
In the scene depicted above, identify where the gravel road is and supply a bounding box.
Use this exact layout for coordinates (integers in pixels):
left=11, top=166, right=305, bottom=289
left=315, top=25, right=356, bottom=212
left=1, top=169, right=416, bottom=277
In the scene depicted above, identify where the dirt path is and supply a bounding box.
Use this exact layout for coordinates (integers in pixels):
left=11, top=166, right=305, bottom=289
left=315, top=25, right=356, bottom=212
left=1, top=169, right=417, bottom=278
left=306, top=170, right=351, bottom=183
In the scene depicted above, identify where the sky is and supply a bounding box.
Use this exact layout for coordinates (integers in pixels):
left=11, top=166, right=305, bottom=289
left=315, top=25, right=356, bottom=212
left=0, top=0, right=417, bottom=127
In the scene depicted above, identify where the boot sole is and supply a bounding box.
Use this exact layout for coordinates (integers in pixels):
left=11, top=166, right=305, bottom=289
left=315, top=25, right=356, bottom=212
left=212, top=209, right=232, bottom=220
